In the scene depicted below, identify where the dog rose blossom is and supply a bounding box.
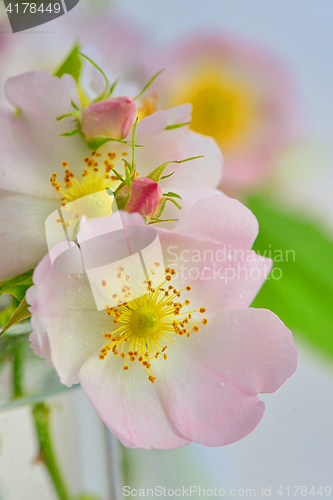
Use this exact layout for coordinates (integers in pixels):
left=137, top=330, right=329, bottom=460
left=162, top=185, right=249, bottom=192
left=151, top=34, right=297, bottom=195
left=0, top=71, right=222, bottom=280
left=27, top=195, right=297, bottom=449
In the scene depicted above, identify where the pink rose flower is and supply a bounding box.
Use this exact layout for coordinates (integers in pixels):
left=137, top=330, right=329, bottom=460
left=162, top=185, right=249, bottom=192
left=0, top=71, right=222, bottom=280
left=27, top=196, right=297, bottom=449
left=149, top=33, right=298, bottom=196
left=80, top=96, right=136, bottom=141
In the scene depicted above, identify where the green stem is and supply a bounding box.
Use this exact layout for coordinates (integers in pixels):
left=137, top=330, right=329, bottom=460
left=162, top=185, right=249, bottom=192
left=32, top=402, right=71, bottom=500
left=12, top=338, right=24, bottom=398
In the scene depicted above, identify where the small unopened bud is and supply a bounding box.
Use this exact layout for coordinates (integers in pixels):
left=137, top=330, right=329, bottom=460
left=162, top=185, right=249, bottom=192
left=80, top=96, right=136, bottom=140
left=119, top=177, right=163, bottom=217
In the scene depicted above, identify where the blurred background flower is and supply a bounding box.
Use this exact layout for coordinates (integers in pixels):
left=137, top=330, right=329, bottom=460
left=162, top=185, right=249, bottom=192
left=148, top=33, right=299, bottom=197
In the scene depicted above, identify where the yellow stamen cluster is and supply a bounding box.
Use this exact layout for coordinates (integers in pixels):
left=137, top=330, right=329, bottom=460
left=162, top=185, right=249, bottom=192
left=50, top=150, right=131, bottom=233
left=136, top=93, right=158, bottom=121
left=99, top=264, right=208, bottom=384
left=50, top=150, right=128, bottom=205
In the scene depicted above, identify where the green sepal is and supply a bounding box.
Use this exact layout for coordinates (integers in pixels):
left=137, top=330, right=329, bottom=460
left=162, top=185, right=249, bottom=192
left=163, top=191, right=182, bottom=200
left=163, top=197, right=182, bottom=210
left=71, top=100, right=80, bottom=111
left=147, top=162, right=171, bottom=183
left=160, top=171, right=175, bottom=180
left=106, top=187, right=115, bottom=196
left=248, top=194, right=333, bottom=359
left=54, top=43, right=82, bottom=83
left=79, top=52, right=120, bottom=104
left=111, top=169, right=125, bottom=183
left=85, top=136, right=138, bottom=151
left=131, top=118, right=139, bottom=170
left=124, top=161, right=132, bottom=190
left=0, top=298, right=31, bottom=336
left=0, top=270, right=33, bottom=302
left=79, top=52, right=110, bottom=102
left=153, top=198, right=167, bottom=220
left=106, top=78, right=119, bottom=98
left=133, top=69, right=164, bottom=100
left=61, top=129, right=80, bottom=137
left=149, top=217, right=178, bottom=224
left=57, top=112, right=76, bottom=122
left=165, top=122, right=189, bottom=130
left=113, top=194, right=129, bottom=211
left=147, top=156, right=203, bottom=183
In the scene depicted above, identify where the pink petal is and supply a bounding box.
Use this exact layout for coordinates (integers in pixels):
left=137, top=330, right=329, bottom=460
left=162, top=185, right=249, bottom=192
left=185, top=308, right=298, bottom=395
left=79, top=352, right=191, bottom=449
left=156, top=308, right=296, bottom=446
left=27, top=251, right=111, bottom=386
left=165, top=104, right=192, bottom=126
left=0, top=72, right=90, bottom=198
left=157, top=188, right=222, bottom=230
left=156, top=347, right=265, bottom=446
left=173, top=194, right=259, bottom=249
left=134, top=129, right=223, bottom=190
left=135, top=110, right=168, bottom=137
left=0, top=190, right=59, bottom=280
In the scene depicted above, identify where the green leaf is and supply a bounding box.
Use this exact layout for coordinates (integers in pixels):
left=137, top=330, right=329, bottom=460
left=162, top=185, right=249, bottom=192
left=0, top=298, right=31, bottom=336
left=54, top=43, right=82, bottom=82
left=0, top=270, right=33, bottom=302
left=163, top=191, right=182, bottom=200
left=165, top=122, right=189, bottom=130
left=133, top=69, right=164, bottom=100
left=248, top=194, right=333, bottom=358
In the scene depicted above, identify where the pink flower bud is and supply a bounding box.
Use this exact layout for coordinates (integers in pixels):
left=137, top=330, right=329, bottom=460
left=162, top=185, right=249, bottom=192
left=120, top=177, right=163, bottom=217
left=80, top=96, right=136, bottom=140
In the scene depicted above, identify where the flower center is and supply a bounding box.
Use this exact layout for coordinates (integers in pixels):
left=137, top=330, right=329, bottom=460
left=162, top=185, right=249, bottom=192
left=50, top=150, right=129, bottom=229
left=171, top=68, right=255, bottom=147
left=131, top=307, right=160, bottom=338
left=99, top=265, right=208, bottom=383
